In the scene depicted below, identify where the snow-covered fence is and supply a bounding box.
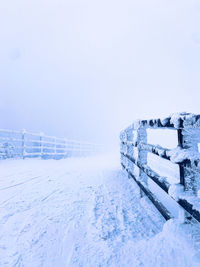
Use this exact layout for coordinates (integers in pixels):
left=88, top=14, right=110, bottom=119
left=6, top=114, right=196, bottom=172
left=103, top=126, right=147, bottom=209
left=0, top=129, right=102, bottom=159
left=120, top=112, right=200, bottom=222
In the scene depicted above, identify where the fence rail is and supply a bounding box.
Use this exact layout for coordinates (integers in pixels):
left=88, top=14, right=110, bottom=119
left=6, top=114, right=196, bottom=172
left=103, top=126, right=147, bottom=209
left=120, top=112, right=200, bottom=223
left=0, top=129, right=102, bottom=159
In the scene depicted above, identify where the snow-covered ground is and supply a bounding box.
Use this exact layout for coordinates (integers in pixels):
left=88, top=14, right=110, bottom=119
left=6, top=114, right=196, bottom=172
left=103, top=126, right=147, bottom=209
left=0, top=154, right=200, bottom=266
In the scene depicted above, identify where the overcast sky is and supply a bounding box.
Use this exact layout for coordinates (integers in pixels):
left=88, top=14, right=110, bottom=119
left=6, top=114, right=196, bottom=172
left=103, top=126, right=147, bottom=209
left=0, top=0, right=200, bottom=147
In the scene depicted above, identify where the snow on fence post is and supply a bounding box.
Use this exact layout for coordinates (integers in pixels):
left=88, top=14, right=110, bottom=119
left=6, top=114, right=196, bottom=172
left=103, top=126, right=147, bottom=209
left=0, top=129, right=102, bottom=161
left=119, top=132, right=124, bottom=168
left=137, top=126, right=148, bottom=196
left=54, top=137, right=57, bottom=158
left=79, top=142, right=81, bottom=157
left=64, top=139, right=67, bottom=158
left=40, top=132, right=44, bottom=159
left=120, top=113, right=200, bottom=222
left=177, top=127, right=200, bottom=196
left=21, top=129, right=26, bottom=159
left=123, top=131, right=129, bottom=170
left=126, top=128, right=134, bottom=174
left=120, top=131, right=128, bottom=169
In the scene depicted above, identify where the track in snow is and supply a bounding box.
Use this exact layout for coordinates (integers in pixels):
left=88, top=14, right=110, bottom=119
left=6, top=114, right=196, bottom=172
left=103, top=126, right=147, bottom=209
left=0, top=155, right=198, bottom=266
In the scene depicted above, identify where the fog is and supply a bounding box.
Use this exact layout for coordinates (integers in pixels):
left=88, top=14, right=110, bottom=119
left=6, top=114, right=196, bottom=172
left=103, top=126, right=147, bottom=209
left=0, top=0, right=200, bottom=147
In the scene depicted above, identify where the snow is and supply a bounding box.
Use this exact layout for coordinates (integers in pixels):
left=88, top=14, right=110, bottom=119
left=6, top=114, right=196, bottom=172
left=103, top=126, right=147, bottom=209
left=168, top=184, right=185, bottom=201
left=161, top=116, right=171, bottom=127
left=0, top=155, right=200, bottom=266
left=166, top=146, right=200, bottom=164
left=170, top=112, right=187, bottom=128
left=130, top=219, right=200, bottom=267
left=169, top=112, right=200, bottom=130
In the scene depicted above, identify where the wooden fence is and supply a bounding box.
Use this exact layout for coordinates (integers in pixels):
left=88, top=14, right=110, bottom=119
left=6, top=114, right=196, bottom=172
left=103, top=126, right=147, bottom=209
left=0, top=129, right=102, bottom=159
left=120, top=112, right=200, bottom=222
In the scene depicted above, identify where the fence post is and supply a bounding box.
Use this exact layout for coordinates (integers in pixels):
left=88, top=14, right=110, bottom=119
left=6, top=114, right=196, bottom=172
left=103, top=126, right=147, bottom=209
left=78, top=142, right=81, bottom=157
left=120, top=131, right=126, bottom=169
left=54, top=138, right=57, bottom=159
left=64, top=139, right=67, bottom=158
left=21, top=129, right=26, bottom=159
left=137, top=126, right=148, bottom=197
left=126, top=128, right=134, bottom=174
left=40, top=132, right=44, bottom=159
left=177, top=127, right=200, bottom=195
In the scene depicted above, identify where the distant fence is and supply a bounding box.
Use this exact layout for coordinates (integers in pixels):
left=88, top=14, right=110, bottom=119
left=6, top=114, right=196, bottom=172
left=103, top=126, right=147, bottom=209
left=120, top=112, right=200, bottom=222
left=0, top=129, right=102, bottom=159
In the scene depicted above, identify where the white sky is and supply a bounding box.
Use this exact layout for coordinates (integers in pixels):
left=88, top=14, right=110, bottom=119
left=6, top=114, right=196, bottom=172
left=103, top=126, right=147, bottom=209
left=0, top=0, right=200, bottom=147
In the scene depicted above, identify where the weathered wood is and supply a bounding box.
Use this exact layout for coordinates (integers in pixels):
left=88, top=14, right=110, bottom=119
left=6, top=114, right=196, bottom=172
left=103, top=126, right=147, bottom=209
left=0, top=129, right=102, bottom=159
left=137, top=127, right=148, bottom=196
left=126, top=128, right=135, bottom=173
left=178, top=198, right=200, bottom=223
left=40, top=133, right=43, bottom=158
left=127, top=113, right=200, bottom=130
left=139, top=117, right=174, bottom=129
left=123, top=140, right=200, bottom=169
left=121, top=163, right=172, bottom=221
left=121, top=152, right=170, bottom=193
left=177, top=128, right=200, bottom=194
left=122, top=141, right=171, bottom=161
left=120, top=112, right=200, bottom=223
left=21, top=130, right=26, bottom=159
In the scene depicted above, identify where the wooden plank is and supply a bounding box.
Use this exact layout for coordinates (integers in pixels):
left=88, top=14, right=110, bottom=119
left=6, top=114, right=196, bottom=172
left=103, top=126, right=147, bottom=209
left=121, top=152, right=170, bottom=193
left=178, top=198, right=200, bottom=223
left=122, top=141, right=171, bottom=161
left=121, top=163, right=172, bottom=221
left=129, top=113, right=200, bottom=130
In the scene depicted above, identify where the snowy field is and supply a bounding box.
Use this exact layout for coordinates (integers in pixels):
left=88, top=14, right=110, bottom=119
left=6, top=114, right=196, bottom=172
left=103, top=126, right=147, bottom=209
left=0, top=154, right=200, bottom=266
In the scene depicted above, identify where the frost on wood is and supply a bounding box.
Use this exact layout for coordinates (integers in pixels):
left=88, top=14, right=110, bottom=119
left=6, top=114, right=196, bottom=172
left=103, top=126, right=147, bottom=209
left=139, top=143, right=170, bottom=160
left=178, top=196, right=200, bottom=223
left=137, top=127, right=148, bottom=185
left=0, top=142, right=17, bottom=159
left=182, top=163, right=200, bottom=195
left=170, top=112, right=200, bottom=129
left=125, top=112, right=200, bottom=130
left=0, top=129, right=103, bottom=160
left=177, top=126, right=200, bottom=195
left=121, top=152, right=170, bottom=193
left=181, top=128, right=200, bottom=150
left=168, top=146, right=200, bottom=194
left=166, top=147, right=200, bottom=164
left=120, top=112, right=200, bottom=222
left=126, top=129, right=135, bottom=172
left=168, top=184, right=184, bottom=201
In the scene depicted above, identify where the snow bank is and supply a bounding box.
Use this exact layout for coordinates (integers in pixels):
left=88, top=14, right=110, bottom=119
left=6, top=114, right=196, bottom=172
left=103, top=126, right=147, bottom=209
left=127, top=219, right=200, bottom=267
left=0, top=155, right=200, bottom=266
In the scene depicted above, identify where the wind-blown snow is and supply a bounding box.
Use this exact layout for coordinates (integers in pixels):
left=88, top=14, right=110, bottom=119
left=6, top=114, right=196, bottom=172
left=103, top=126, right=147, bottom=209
left=0, top=155, right=200, bottom=266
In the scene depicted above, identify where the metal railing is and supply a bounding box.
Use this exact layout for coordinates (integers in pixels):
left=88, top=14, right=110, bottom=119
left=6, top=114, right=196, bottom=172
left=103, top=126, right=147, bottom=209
left=0, top=129, right=102, bottom=159
left=120, top=112, right=200, bottom=222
